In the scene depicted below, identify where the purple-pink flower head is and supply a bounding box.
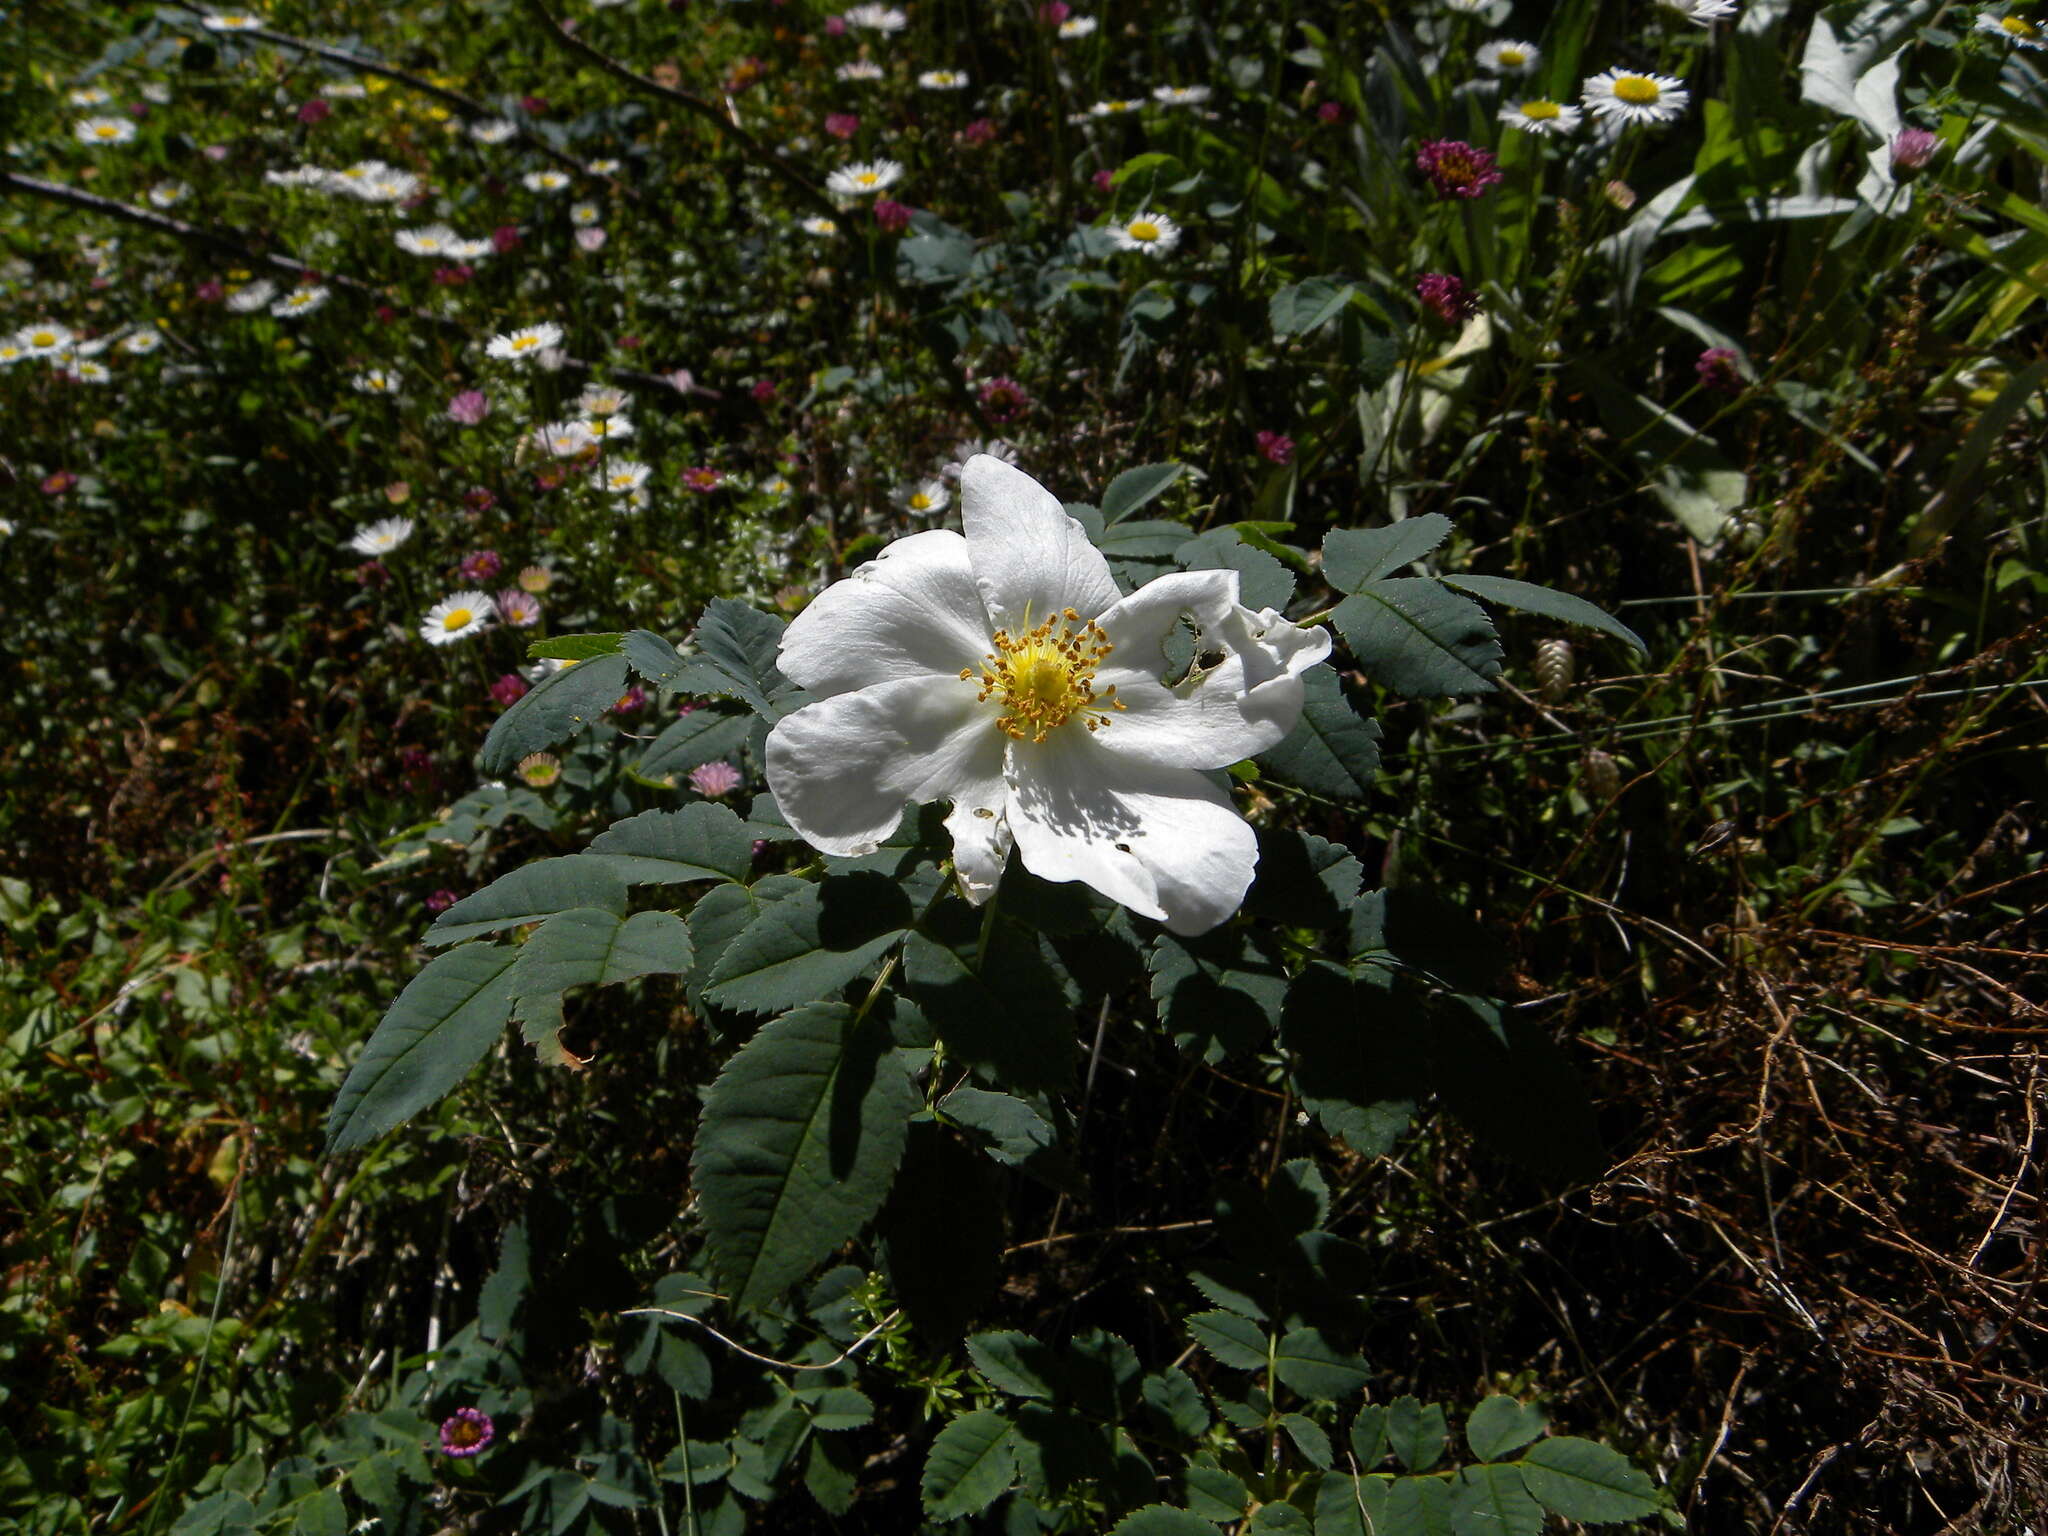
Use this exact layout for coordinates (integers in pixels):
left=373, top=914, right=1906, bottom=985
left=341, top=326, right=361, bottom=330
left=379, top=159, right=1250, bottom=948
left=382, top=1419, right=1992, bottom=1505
left=689, top=760, right=743, bottom=798
left=489, top=672, right=530, bottom=709
left=1415, top=139, right=1503, bottom=200
left=439, top=1407, right=495, bottom=1458
left=447, top=389, right=490, bottom=425
left=873, top=198, right=913, bottom=233
left=977, top=376, right=1032, bottom=423
left=1415, top=272, right=1479, bottom=324
left=1255, top=430, right=1295, bottom=465
left=1695, top=346, right=1743, bottom=394
left=459, top=549, right=504, bottom=583
left=1890, top=127, right=1939, bottom=178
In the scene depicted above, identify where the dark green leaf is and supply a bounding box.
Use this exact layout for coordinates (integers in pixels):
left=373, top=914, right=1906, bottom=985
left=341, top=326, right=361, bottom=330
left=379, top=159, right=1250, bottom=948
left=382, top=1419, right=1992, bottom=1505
left=1280, top=965, right=1427, bottom=1158
left=1465, top=1397, right=1546, bottom=1463
left=1256, top=666, right=1382, bottom=799
left=1350, top=1405, right=1390, bottom=1468
left=173, top=1492, right=256, bottom=1536
left=1270, top=277, right=1357, bottom=340
left=1322, top=517, right=1453, bottom=591
left=1430, top=996, right=1604, bottom=1187
left=1387, top=1397, right=1448, bottom=1472
left=1190, top=1268, right=1266, bottom=1320
left=1177, top=526, right=1296, bottom=610
left=1315, top=1472, right=1393, bottom=1536
left=705, top=874, right=911, bottom=1015
left=1185, top=1462, right=1248, bottom=1521
left=508, top=909, right=693, bottom=998
left=635, top=710, right=753, bottom=783
left=921, top=1410, right=1017, bottom=1520
left=1383, top=1475, right=1455, bottom=1536
left=804, top=1387, right=874, bottom=1431
left=688, top=599, right=791, bottom=718
left=940, top=1085, right=1056, bottom=1164
left=1107, top=1506, right=1222, bottom=1536
left=1149, top=931, right=1287, bottom=1063
left=1272, top=1327, right=1369, bottom=1402
left=803, top=1434, right=859, bottom=1514
left=1517, top=1438, right=1660, bottom=1522
left=967, top=1331, right=1060, bottom=1399
left=1441, top=574, right=1645, bottom=653
left=585, top=805, right=754, bottom=885
left=1450, top=1464, right=1544, bottom=1536
left=326, top=945, right=519, bottom=1152
left=879, top=1122, right=1003, bottom=1340
left=527, top=632, right=626, bottom=661
left=621, top=628, right=698, bottom=687
left=1101, top=462, right=1189, bottom=523
left=1142, top=1367, right=1211, bottom=1439
left=1331, top=580, right=1502, bottom=696
left=480, top=653, right=633, bottom=775
left=1188, top=1309, right=1268, bottom=1370
left=1246, top=829, right=1361, bottom=930
left=903, top=904, right=1075, bottom=1091
left=293, top=1489, right=348, bottom=1536
left=1096, top=518, right=1195, bottom=561
left=426, top=857, right=627, bottom=947
left=692, top=1002, right=918, bottom=1308
left=1249, top=1502, right=1313, bottom=1534
left=1280, top=1414, right=1333, bottom=1469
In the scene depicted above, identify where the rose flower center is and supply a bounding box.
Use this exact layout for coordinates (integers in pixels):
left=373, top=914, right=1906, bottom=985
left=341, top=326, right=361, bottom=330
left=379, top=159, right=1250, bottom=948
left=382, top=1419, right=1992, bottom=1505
left=964, top=608, right=1126, bottom=742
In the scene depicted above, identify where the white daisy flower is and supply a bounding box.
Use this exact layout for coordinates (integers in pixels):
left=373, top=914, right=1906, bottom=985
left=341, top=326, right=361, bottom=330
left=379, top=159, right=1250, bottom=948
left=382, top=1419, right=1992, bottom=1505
left=358, top=173, right=419, bottom=203
left=532, top=419, right=596, bottom=456
left=577, top=383, right=630, bottom=416
left=122, top=328, right=165, bottom=354
left=1108, top=210, right=1181, bottom=255
left=497, top=590, right=543, bottom=628
left=1088, top=98, right=1145, bottom=117
left=72, top=360, right=113, bottom=384
left=469, top=118, right=518, bottom=144
left=897, top=479, right=950, bottom=516
left=576, top=413, right=633, bottom=445
left=1978, top=12, right=2048, bottom=48
left=837, top=60, right=886, bottom=82
left=800, top=214, right=840, bottom=236
left=1660, top=0, right=1736, bottom=20
left=18, top=322, right=75, bottom=357
left=826, top=159, right=904, bottom=196
left=421, top=591, right=495, bottom=645
left=1499, top=98, right=1582, bottom=135
left=570, top=201, right=602, bottom=226
left=1581, top=67, right=1690, bottom=125
left=271, top=285, right=331, bottom=317
left=202, top=11, right=265, bottom=29
left=601, top=460, right=651, bottom=494
left=842, top=4, right=908, bottom=31
left=395, top=224, right=455, bottom=256
left=762, top=456, right=1331, bottom=932
left=69, top=87, right=112, bottom=107
left=147, top=182, right=190, bottom=208
left=75, top=116, right=137, bottom=146
left=522, top=169, right=572, bottom=194
left=0, top=341, right=31, bottom=367
left=323, top=80, right=369, bottom=98
left=919, top=69, right=970, bottom=90
left=226, top=280, right=277, bottom=313
left=588, top=157, right=621, bottom=174
left=446, top=237, right=496, bottom=260
left=943, top=438, right=1018, bottom=480
left=486, top=321, right=564, bottom=360
left=1058, top=17, right=1098, bottom=37
left=263, top=165, right=329, bottom=189
left=1152, top=85, right=1212, bottom=106
left=761, top=474, right=794, bottom=498
left=353, top=368, right=400, bottom=394
left=348, top=516, right=414, bottom=555
left=1476, top=39, right=1541, bottom=74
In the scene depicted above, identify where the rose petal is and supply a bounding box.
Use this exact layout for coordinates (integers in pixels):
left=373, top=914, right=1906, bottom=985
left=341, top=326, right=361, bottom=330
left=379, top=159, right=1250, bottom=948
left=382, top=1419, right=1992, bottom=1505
left=766, top=676, right=1003, bottom=856
left=778, top=529, right=991, bottom=697
left=961, top=455, right=1120, bottom=631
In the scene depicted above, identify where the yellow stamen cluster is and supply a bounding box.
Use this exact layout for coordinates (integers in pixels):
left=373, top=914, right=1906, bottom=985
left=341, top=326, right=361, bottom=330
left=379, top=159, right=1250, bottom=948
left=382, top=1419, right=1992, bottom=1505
left=961, top=607, right=1126, bottom=742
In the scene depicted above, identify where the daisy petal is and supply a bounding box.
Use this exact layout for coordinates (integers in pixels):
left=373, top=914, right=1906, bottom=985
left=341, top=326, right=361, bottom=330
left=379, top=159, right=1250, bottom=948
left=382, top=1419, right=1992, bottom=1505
left=1006, top=732, right=1258, bottom=935
left=766, top=677, right=1004, bottom=857
left=780, top=530, right=991, bottom=697
left=962, top=455, right=1121, bottom=629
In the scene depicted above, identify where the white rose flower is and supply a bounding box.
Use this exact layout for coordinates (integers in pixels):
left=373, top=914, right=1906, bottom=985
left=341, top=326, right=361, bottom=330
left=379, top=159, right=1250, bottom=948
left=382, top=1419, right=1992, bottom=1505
left=764, top=457, right=1331, bottom=934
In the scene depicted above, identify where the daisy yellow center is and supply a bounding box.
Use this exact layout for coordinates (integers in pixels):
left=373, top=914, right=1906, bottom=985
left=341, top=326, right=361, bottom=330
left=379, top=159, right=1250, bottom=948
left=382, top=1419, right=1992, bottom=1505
left=442, top=608, right=473, bottom=630
left=2003, top=16, right=2040, bottom=36
left=1128, top=219, right=1162, bottom=242
left=964, top=608, right=1125, bottom=742
left=511, top=335, right=539, bottom=350
left=1500, top=48, right=1527, bottom=65
left=97, top=125, right=121, bottom=138
left=611, top=473, right=635, bottom=488
left=909, top=492, right=932, bottom=510
left=1611, top=75, right=1662, bottom=105
left=30, top=332, right=57, bottom=346
left=1521, top=100, right=1562, bottom=120
left=856, top=172, right=879, bottom=186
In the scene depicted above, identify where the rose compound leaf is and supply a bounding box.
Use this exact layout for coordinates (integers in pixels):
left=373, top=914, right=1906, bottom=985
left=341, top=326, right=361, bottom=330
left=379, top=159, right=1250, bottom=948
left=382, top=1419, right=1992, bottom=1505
left=803, top=1434, right=859, bottom=1515
left=684, top=875, right=806, bottom=1015
left=1321, top=516, right=1454, bottom=591
left=689, top=598, right=792, bottom=719
left=1517, top=1438, right=1661, bottom=1522
left=1249, top=1502, right=1314, bottom=1534
left=505, top=908, right=693, bottom=999
left=1384, top=1475, right=1456, bottom=1535
left=1279, top=1414, right=1333, bottom=1469
left=1141, top=1367, right=1211, bottom=1440
left=938, top=1085, right=1056, bottom=1165
left=902, top=903, right=1075, bottom=1092
left=1351, top=1404, right=1391, bottom=1469
left=703, top=874, right=912, bottom=1015
left=920, top=1409, right=1017, bottom=1520
left=1184, top=1461, right=1249, bottom=1521
left=1386, top=1397, right=1449, bottom=1473
left=584, top=805, right=755, bottom=885
left=966, top=1331, right=1061, bottom=1399
left=1331, top=579, right=1503, bottom=696
left=426, top=857, right=628, bottom=947
left=1099, top=461, right=1189, bottom=524
left=1279, top=964, right=1426, bottom=1158
left=326, top=944, right=521, bottom=1153
left=1106, top=1506, right=1223, bottom=1536
left=1315, top=1472, right=1393, bottom=1536
left=634, top=710, right=753, bottom=784
left=1272, top=1327, right=1370, bottom=1403
left=877, top=1122, right=1003, bottom=1340
left=620, top=627, right=715, bottom=689
left=1187, top=1309, right=1268, bottom=1370
left=1176, top=525, right=1295, bottom=610
left=1255, top=666, right=1383, bottom=799
left=1440, top=574, right=1646, bottom=654
left=1147, top=931, right=1287, bottom=1063
left=692, top=1001, right=917, bottom=1310
left=479, top=652, right=633, bottom=776
left=1246, top=829, right=1362, bottom=931
left=1449, top=1464, right=1545, bottom=1536
left=1465, top=1396, right=1547, bottom=1463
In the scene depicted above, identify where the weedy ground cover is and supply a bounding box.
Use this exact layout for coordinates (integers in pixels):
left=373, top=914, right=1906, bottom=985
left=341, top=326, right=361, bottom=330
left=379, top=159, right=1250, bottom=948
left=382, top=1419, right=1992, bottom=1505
left=1, top=1, right=2044, bottom=1533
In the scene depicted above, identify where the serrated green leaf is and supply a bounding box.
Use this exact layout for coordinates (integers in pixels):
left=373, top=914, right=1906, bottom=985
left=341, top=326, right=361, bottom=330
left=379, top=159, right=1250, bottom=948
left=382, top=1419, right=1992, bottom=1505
left=1440, top=575, right=1645, bottom=653
left=621, top=628, right=707, bottom=688
left=585, top=805, right=754, bottom=885
left=1517, top=1438, right=1660, bottom=1523
left=1189, top=1269, right=1267, bottom=1321
left=507, top=909, right=693, bottom=998
left=1272, top=1327, right=1369, bottom=1402
left=326, top=945, right=519, bottom=1153
left=1383, top=1475, right=1455, bottom=1536
left=1351, top=1404, right=1391, bottom=1468
left=173, top=1491, right=257, bottom=1536
left=966, top=1331, right=1060, bottom=1398
left=1142, top=1367, right=1211, bottom=1438
left=1188, top=1309, right=1268, bottom=1370
left=803, top=1433, right=859, bottom=1514
left=939, top=1085, right=1056, bottom=1164
left=693, top=1002, right=917, bottom=1308
left=1315, top=1472, right=1393, bottom=1536
left=1256, top=665, right=1381, bottom=799
left=1101, top=461, right=1189, bottom=523
left=1107, top=1506, right=1223, bottom=1536
left=1096, top=517, right=1195, bottom=561
left=1250, top=1502, right=1313, bottom=1534
left=902, top=905, right=1075, bottom=1091
left=635, top=710, right=753, bottom=783
left=804, top=1386, right=873, bottom=1431
left=1280, top=1414, right=1333, bottom=1469
left=426, top=857, right=628, bottom=947
left=1450, top=1463, right=1544, bottom=1536
left=921, top=1410, right=1016, bottom=1519
left=479, top=653, right=633, bottom=776
left=293, top=1488, right=348, bottom=1536
left=1386, top=1397, right=1448, bottom=1472
left=688, top=599, right=791, bottom=718
left=879, top=1121, right=1003, bottom=1339
left=1185, top=1462, right=1248, bottom=1521
left=1465, top=1397, right=1546, bottom=1463
left=1332, top=580, right=1502, bottom=696
left=1177, top=526, right=1295, bottom=610
left=527, top=632, right=626, bottom=662
left=705, top=874, right=911, bottom=1014
left=686, top=876, right=805, bottom=1012
left=1322, top=517, right=1454, bottom=591
left=1149, top=930, right=1287, bottom=1063
left=1270, top=276, right=1357, bottom=340
left=1279, top=964, right=1427, bottom=1158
